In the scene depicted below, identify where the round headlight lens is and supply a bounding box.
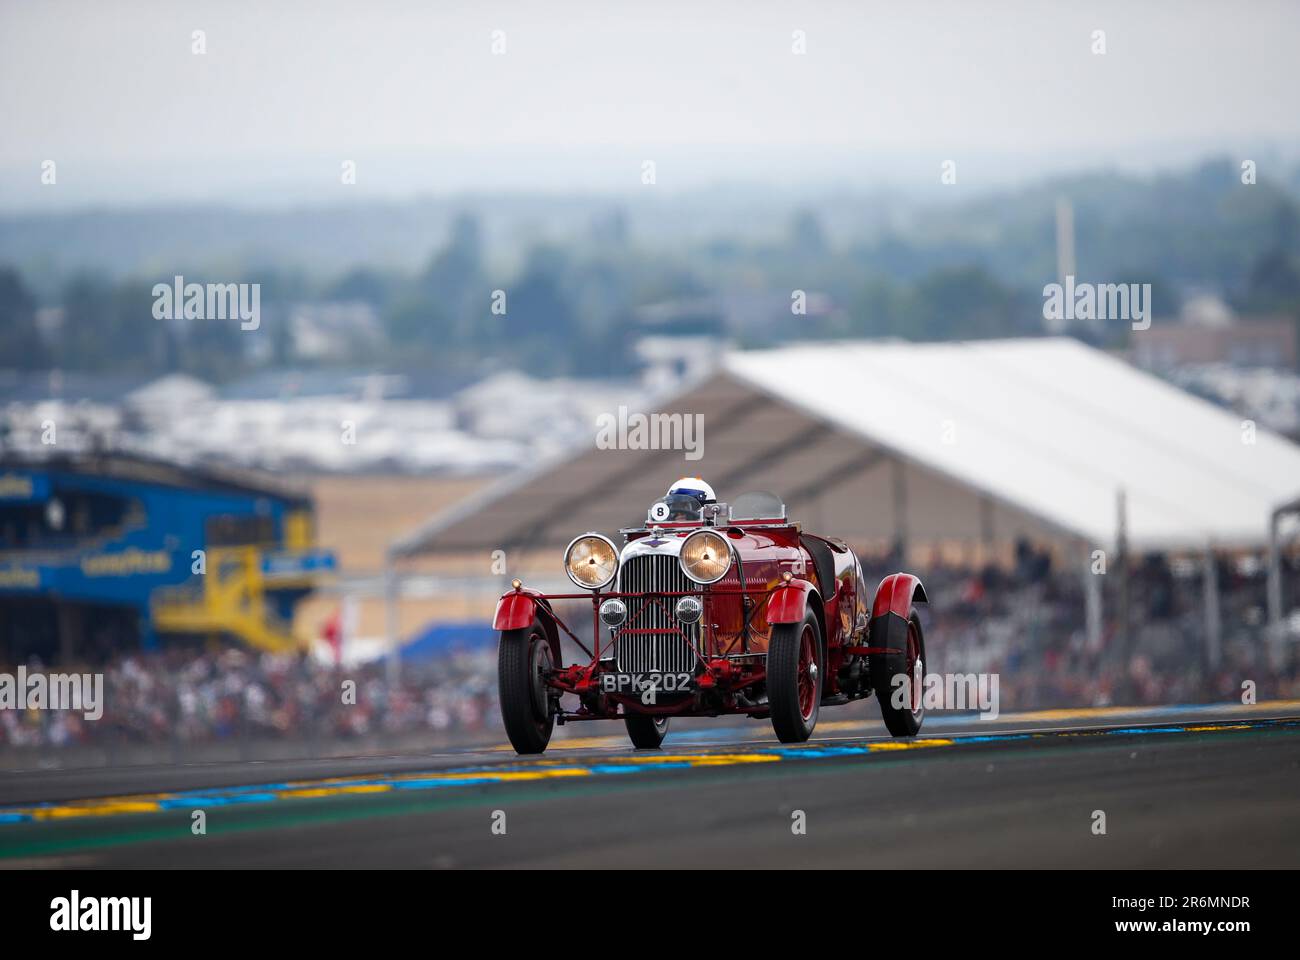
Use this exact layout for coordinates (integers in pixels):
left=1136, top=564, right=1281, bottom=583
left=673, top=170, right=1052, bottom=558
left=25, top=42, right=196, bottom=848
left=564, top=534, right=619, bottom=590
left=679, top=529, right=731, bottom=584
left=674, top=595, right=703, bottom=623
left=599, top=597, right=627, bottom=627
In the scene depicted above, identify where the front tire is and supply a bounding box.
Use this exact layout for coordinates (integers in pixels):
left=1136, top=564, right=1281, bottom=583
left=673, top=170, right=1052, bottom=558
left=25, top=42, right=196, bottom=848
left=625, top=714, right=669, bottom=749
left=768, top=611, right=823, bottom=743
left=498, top=618, right=556, bottom=754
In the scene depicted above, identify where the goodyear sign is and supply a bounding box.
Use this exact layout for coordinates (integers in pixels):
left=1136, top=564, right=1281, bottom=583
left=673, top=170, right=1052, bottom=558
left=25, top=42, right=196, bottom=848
left=0, top=565, right=42, bottom=590
left=0, top=472, right=49, bottom=503
left=80, top=549, right=172, bottom=577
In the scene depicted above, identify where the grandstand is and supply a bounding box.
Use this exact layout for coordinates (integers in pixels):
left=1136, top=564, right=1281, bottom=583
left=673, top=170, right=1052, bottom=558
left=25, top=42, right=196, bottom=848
left=0, top=452, right=335, bottom=664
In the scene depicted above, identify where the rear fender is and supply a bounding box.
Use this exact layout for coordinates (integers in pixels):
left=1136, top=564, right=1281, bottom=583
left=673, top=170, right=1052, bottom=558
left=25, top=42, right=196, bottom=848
left=871, top=573, right=928, bottom=621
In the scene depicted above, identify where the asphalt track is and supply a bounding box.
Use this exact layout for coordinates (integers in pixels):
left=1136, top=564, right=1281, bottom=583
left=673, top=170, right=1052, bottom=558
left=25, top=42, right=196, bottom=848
left=1, top=701, right=1298, bottom=868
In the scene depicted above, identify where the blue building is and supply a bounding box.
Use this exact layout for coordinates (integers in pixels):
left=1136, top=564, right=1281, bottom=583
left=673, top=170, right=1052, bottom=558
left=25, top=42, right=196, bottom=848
left=0, top=453, right=334, bottom=665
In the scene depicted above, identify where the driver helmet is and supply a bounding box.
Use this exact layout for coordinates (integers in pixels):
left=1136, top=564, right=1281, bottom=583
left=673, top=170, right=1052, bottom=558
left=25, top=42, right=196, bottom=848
left=667, top=477, right=716, bottom=505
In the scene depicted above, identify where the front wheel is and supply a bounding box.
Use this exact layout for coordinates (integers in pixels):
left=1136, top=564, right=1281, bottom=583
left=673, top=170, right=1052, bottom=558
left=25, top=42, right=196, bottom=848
left=498, top=618, right=556, bottom=754
left=625, top=714, right=669, bottom=749
left=767, top=611, right=823, bottom=743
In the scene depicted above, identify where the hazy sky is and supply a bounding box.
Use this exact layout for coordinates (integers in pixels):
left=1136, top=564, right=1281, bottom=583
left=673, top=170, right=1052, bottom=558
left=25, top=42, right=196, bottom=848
left=2, top=0, right=1298, bottom=208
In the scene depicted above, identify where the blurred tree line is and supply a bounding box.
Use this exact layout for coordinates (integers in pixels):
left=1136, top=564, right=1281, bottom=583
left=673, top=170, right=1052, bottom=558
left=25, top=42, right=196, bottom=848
left=2, top=157, right=1299, bottom=381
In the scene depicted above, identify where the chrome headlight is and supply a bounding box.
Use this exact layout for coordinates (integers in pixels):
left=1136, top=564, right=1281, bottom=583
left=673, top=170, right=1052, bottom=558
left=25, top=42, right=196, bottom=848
left=599, top=597, right=628, bottom=627
left=564, top=533, right=619, bottom=590
left=679, top=529, right=732, bottom=585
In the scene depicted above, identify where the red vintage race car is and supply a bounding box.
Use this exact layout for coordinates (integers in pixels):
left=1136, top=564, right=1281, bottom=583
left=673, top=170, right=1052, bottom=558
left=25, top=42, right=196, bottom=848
left=494, top=478, right=928, bottom=754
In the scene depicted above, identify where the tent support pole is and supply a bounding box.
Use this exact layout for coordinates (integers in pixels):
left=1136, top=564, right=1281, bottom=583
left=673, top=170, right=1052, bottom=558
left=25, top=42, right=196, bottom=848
left=384, top=553, right=401, bottom=687
left=1203, top=542, right=1221, bottom=673
left=1084, top=544, right=1103, bottom=655
left=1115, top=488, right=1131, bottom=666
left=1267, top=510, right=1282, bottom=639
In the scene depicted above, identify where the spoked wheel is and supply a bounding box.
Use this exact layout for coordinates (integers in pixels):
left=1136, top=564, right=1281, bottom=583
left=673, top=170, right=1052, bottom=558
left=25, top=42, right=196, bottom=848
left=625, top=714, right=670, bottom=749
left=871, top=607, right=926, bottom=737
left=498, top=617, right=556, bottom=754
left=768, top=611, right=823, bottom=743
left=905, top=619, right=923, bottom=712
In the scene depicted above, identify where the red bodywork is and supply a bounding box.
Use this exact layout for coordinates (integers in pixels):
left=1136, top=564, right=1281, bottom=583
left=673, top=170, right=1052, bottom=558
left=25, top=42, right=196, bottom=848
left=493, top=516, right=925, bottom=724
left=767, top=577, right=815, bottom=624
left=493, top=589, right=541, bottom=632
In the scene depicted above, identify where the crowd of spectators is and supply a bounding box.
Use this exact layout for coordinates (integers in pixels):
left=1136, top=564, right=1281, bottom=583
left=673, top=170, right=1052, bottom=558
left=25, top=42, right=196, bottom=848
left=884, top=545, right=1300, bottom=711
left=1, top=646, right=498, bottom=751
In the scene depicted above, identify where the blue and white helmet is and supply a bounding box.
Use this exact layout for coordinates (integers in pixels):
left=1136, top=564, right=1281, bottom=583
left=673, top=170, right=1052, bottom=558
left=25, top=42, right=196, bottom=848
left=667, top=477, right=716, bottom=504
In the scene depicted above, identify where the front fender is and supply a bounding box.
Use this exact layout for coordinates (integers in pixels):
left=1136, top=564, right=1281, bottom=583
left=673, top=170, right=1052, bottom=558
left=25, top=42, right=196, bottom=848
left=493, top=588, right=562, bottom=663
left=493, top=590, right=543, bottom=631
left=768, top=578, right=814, bottom=624
left=871, top=573, right=928, bottom=620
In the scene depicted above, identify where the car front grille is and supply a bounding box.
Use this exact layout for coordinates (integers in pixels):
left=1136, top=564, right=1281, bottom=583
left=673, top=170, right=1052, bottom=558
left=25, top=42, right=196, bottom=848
left=615, top=554, right=700, bottom=673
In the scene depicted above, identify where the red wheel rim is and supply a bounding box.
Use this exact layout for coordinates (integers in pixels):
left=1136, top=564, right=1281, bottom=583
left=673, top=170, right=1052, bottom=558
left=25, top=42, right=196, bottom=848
left=796, top=624, right=817, bottom=721
left=906, top=619, right=922, bottom=713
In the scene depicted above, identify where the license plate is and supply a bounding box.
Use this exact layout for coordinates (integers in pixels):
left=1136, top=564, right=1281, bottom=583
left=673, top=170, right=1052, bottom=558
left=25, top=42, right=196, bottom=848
left=598, top=672, right=693, bottom=695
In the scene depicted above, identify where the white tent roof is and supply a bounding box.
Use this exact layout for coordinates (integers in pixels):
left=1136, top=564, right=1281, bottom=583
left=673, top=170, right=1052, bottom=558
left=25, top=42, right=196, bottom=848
left=726, top=338, right=1300, bottom=551
left=126, top=373, right=215, bottom=409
